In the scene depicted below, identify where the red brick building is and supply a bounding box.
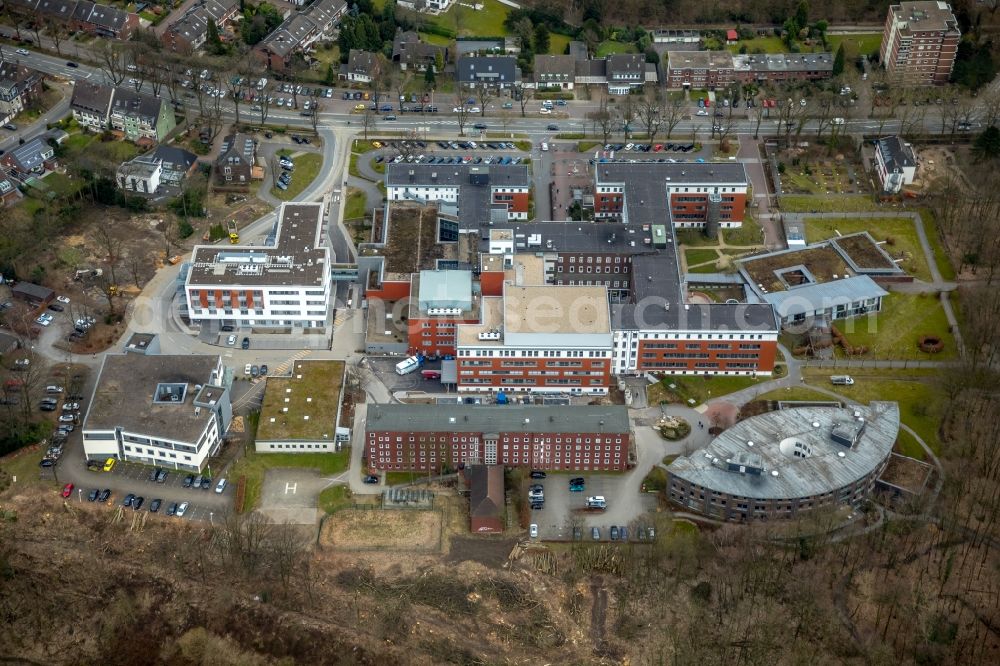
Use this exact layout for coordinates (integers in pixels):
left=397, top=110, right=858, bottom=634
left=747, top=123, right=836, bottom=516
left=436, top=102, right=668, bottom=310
left=466, top=465, right=505, bottom=533
left=365, top=404, right=632, bottom=472
left=881, top=2, right=960, bottom=86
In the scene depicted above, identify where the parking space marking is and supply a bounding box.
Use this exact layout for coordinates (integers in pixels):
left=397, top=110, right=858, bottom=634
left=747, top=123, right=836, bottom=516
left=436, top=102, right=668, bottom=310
left=285, top=482, right=297, bottom=494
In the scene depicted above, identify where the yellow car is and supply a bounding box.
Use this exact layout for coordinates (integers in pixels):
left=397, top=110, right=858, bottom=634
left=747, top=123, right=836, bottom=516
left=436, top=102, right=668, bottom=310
left=372, top=141, right=382, bottom=148
left=102, top=457, right=116, bottom=472
left=354, top=103, right=366, bottom=111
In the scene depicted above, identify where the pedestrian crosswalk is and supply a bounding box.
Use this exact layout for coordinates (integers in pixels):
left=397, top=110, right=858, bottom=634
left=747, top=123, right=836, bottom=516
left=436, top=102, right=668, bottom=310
left=273, top=350, right=312, bottom=376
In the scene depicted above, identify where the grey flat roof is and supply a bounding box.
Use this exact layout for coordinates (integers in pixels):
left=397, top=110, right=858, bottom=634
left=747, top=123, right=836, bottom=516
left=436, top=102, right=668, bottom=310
left=762, top=275, right=888, bottom=318
left=613, top=301, right=777, bottom=332
left=187, top=202, right=328, bottom=287
left=596, top=161, right=748, bottom=188
left=506, top=221, right=658, bottom=254
left=667, top=402, right=900, bottom=500
left=386, top=163, right=529, bottom=188
left=366, top=404, right=631, bottom=434
left=85, top=354, right=221, bottom=444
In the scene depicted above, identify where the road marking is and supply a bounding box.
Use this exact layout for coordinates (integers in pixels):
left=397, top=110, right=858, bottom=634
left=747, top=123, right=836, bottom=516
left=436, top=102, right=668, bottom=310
left=285, top=482, right=297, bottom=494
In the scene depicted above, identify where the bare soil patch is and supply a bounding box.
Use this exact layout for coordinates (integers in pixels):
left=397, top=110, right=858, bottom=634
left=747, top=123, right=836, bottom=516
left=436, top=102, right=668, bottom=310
left=320, top=509, right=441, bottom=551
left=446, top=536, right=517, bottom=567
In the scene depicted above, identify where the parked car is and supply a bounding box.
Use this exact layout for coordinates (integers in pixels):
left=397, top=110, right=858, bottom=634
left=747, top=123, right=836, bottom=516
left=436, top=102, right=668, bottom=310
left=200, top=477, right=211, bottom=490
left=123, top=493, right=135, bottom=507
left=176, top=501, right=189, bottom=517
left=259, top=364, right=268, bottom=376
left=529, top=523, right=538, bottom=538
left=166, top=503, right=178, bottom=516
left=226, top=334, right=237, bottom=345
left=149, top=499, right=162, bottom=513
left=183, top=474, right=195, bottom=488
left=156, top=469, right=168, bottom=484
left=61, top=483, right=74, bottom=498
left=569, top=477, right=585, bottom=492
left=99, top=489, right=111, bottom=502
left=241, top=337, right=250, bottom=350
left=103, top=458, right=116, bottom=472
left=529, top=470, right=546, bottom=479
left=215, top=478, right=227, bottom=494
left=87, top=489, right=99, bottom=502
left=592, top=527, right=601, bottom=540
left=610, top=525, right=619, bottom=541
left=132, top=496, right=144, bottom=511
left=363, top=474, right=379, bottom=484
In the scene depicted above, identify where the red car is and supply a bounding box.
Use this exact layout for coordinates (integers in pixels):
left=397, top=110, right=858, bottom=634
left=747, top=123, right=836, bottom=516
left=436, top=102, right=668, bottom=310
left=61, top=483, right=74, bottom=498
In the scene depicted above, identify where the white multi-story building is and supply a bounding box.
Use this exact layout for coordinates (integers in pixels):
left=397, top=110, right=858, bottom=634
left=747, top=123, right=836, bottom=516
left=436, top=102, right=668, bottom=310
left=185, top=202, right=332, bottom=329
left=82, top=346, right=232, bottom=473
left=385, top=164, right=530, bottom=223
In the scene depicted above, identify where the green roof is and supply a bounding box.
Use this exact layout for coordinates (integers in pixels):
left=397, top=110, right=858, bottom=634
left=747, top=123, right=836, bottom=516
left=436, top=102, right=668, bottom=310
left=257, top=360, right=345, bottom=442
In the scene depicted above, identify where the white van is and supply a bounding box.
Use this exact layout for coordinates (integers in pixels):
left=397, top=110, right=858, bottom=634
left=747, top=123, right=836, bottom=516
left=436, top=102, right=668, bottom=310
left=395, top=356, right=420, bottom=375
left=586, top=495, right=607, bottom=509
left=830, top=375, right=855, bottom=385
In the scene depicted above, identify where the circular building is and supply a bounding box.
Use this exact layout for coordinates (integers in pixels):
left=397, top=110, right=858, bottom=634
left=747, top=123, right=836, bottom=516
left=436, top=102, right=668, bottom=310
left=666, top=402, right=900, bottom=522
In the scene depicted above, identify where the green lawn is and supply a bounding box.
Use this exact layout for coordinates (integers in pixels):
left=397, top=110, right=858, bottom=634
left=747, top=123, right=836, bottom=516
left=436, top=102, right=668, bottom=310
left=596, top=41, right=637, bottom=57
left=803, top=216, right=933, bottom=282
left=420, top=32, right=454, bottom=47
left=779, top=194, right=883, bottom=213
left=722, top=215, right=765, bottom=247
left=421, top=0, right=509, bottom=38
left=728, top=36, right=787, bottom=54
left=318, top=484, right=378, bottom=514
left=894, top=429, right=926, bottom=460
left=917, top=208, right=956, bottom=281
left=549, top=33, right=572, bottom=55
left=801, top=368, right=943, bottom=453
left=757, top=386, right=842, bottom=403
left=832, top=292, right=957, bottom=360
left=230, top=449, right=350, bottom=512
left=826, top=33, right=882, bottom=60
left=647, top=374, right=769, bottom=406
left=386, top=470, right=426, bottom=486
left=685, top=248, right=719, bottom=266
left=271, top=152, right=322, bottom=201
left=344, top=187, right=367, bottom=220
left=676, top=229, right=720, bottom=248
left=0, top=447, right=59, bottom=494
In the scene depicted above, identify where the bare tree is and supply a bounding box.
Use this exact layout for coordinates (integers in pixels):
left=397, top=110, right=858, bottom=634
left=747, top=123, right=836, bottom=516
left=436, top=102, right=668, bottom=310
left=454, top=92, right=471, bottom=135
left=361, top=107, right=377, bottom=141
left=267, top=522, right=309, bottom=590
left=812, top=92, right=836, bottom=140
left=394, top=71, right=411, bottom=113
left=126, top=253, right=148, bottom=289
left=224, top=66, right=248, bottom=125
left=97, top=41, right=128, bottom=86
left=45, top=17, right=67, bottom=56
left=587, top=106, right=614, bottom=145
left=310, top=94, right=321, bottom=133
left=636, top=88, right=663, bottom=142
left=615, top=94, right=637, bottom=140
left=662, top=95, right=685, bottom=139
left=980, top=90, right=1000, bottom=129
left=257, top=85, right=274, bottom=125
left=475, top=85, right=494, bottom=117
left=512, top=81, right=533, bottom=118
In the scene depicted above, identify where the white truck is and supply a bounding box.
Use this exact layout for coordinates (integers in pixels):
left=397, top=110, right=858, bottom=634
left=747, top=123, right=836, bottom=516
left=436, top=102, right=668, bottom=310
left=395, top=356, right=421, bottom=375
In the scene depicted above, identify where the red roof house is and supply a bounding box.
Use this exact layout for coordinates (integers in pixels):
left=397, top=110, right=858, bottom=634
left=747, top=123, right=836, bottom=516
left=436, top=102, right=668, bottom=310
left=466, top=465, right=504, bottom=533
left=726, top=29, right=738, bottom=42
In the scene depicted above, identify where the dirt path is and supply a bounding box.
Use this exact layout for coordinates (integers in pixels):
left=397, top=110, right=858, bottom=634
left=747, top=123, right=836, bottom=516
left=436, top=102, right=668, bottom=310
left=589, top=576, right=609, bottom=653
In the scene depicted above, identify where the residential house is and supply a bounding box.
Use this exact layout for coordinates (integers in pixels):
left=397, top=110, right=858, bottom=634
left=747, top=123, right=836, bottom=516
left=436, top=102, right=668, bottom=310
left=162, top=0, right=241, bottom=53
left=149, top=145, right=199, bottom=186
left=70, top=80, right=115, bottom=130
left=533, top=54, right=577, bottom=90
left=606, top=54, right=652, bottom=94
left=391, top=30, right=444, bottom=72
left=1, top=137, right=56, bottom=180
left=874, top=135, right=918, bottom=193
left=397, top=0, right=454, bottom=13
left=0, top=62, right=43, bottom=126
left=0, top=176, right=22, bottom=207
left=456, top=56, right=520, bottom=89
left=343, top=49, right=380, bottom=83
left=214, top=132, right=256, bottom=187
left=116, top=155, right=163, bottom=194
left=11, top=281, right=54, bottom=305
left=466, top=465, right=504, bottom=533
left=666, top=51, right=834, bottom=89
left=71, top=0, right=139, bottom=39
left=254, top=0, right=347, bottom=72
left=109, top=87, right=176, bottom=144
left=8, top=0, right=137, bottom=40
